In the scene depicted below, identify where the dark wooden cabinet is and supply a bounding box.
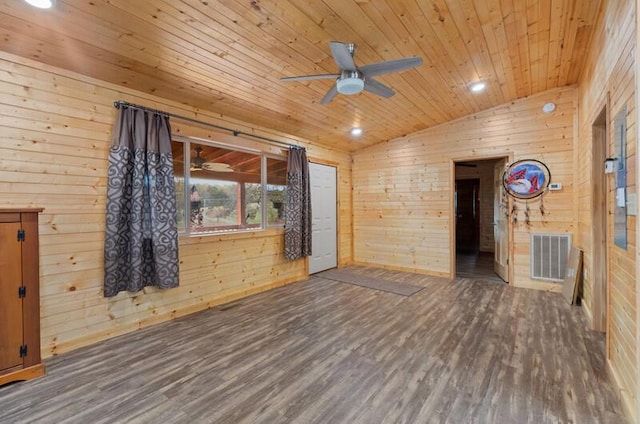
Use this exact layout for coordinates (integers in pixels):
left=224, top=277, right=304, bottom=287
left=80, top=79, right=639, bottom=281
left=0, top=209, right=45, bottom=386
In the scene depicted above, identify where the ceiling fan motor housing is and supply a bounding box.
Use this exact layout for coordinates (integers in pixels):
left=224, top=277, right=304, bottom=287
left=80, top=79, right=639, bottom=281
left=336, top=70, right=364, bottom=95
left=191, top=146, right=205, bottom=169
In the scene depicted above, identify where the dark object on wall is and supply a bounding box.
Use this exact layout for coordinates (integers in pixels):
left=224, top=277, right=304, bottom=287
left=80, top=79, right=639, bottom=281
left=502, top=159, right=551, bottom=200
left=0, top=208, right=45, bottom=386
left=613, top=106, right=627, bottom=249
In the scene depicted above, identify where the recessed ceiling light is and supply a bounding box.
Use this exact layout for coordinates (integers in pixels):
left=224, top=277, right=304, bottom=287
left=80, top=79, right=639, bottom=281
left=469, top=81, right=487, bottom=93
left=350, top=127, right=363, bottom=137
left=542, top=102, right=556, bottom=113
left=23, top=0, right=55, bottom=9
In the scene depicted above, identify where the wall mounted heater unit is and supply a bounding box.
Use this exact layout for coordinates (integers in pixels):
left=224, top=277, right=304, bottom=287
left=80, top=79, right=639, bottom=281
left=530, top=234, right=571, bottom=281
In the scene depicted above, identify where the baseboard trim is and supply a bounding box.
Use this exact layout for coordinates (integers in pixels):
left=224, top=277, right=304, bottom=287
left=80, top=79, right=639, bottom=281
left=0, top=363, right=45, bottom=386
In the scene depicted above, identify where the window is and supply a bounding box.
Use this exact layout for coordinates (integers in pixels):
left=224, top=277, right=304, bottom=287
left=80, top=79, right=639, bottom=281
left=172, top=138, right=287, bottom=235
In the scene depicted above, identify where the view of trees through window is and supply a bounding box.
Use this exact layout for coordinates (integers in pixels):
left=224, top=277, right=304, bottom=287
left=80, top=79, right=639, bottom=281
left=172, top=139, right=287, bottom=234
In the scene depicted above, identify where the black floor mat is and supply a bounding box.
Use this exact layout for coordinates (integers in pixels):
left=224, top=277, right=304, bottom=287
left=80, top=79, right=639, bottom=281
left=317, top=269, right=424, bottom=296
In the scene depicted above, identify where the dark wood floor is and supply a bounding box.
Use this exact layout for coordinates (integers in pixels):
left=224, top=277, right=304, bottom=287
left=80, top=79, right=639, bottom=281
left=456, top=250, right=505, bottom=282
left=0, top=266, right=626, bottom=423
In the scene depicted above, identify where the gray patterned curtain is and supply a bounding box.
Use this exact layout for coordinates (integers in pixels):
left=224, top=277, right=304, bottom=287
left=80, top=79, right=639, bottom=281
left=104, top=106, right=179, bottom=297
left=285, top=147, right=312, bottom=260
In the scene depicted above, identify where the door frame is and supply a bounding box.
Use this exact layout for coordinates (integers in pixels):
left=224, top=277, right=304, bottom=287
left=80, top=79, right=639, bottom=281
left=591, top=103, right=609, bottom=335
left=307, top=158, right=340, bottom=275
left=450, top=154, right=513, bottom=281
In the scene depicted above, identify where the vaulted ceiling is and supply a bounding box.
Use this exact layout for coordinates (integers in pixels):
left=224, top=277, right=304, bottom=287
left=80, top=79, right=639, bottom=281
left=0, top=0, right=602, bottom=152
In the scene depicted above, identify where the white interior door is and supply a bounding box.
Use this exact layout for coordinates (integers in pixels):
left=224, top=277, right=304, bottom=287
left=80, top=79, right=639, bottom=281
left=494, top=159, right=509, bottom=282
left=309, top=162, right=337, bottom=274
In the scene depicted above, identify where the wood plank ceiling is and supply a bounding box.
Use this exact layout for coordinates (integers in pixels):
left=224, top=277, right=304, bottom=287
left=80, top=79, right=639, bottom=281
left=0, top=0, right=602, bottom=152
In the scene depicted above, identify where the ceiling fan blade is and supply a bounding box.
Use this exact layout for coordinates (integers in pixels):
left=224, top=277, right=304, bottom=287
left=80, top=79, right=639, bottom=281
left=281, top=74, right=339, bottom=82
left=330, top=41, right=356, bottom=71
left=363, top=78, right=395, bottom=98
left=360, top=56, right=423, bottom=77
left=320, top=84, right=339, bottom=105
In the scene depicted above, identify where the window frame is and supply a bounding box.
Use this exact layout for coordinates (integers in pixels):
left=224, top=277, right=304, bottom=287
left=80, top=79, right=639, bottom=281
left=264, top=155, right=288, bottom=227
left=173, top=136, right=287, bottom=236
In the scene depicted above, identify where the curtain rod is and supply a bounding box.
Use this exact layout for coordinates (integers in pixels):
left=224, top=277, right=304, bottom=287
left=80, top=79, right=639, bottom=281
left=113, top=100, right=304, bottom=150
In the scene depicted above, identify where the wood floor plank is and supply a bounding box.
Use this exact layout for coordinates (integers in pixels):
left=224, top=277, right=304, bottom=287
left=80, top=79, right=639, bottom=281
left=456, top=250, right=505, bottom=282
left=0, top=266, right=627, bottom=424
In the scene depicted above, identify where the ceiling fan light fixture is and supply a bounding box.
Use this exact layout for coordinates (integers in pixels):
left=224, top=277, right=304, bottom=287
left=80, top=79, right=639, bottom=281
left=336, top=71, right=364, bottom=95
left=469, top=81, right=487, bottom=93
left=281, top=42, right=423, bottom=104
left=23, top=0, right=55, bottom=9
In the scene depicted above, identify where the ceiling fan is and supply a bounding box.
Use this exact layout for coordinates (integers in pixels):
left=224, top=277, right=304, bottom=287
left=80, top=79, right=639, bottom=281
left=190, top=147, right=233, bottom=173
left=281, top=41, right=423, bottom=104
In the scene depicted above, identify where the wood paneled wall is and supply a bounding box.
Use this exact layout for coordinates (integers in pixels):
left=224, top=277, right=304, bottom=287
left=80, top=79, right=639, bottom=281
left=352, top=86, right=576, bottom=291
left=0, top=51, right=353, bottom=357
left=576, top=0, right=637, bottom=420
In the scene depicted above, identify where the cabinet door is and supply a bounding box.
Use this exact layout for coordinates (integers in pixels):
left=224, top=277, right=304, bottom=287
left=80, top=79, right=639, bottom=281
left=0, top=222, right=23, bottom=372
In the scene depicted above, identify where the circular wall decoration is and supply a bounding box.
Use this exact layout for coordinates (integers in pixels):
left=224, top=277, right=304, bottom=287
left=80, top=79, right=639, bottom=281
left=502, top=159, right=551, bottom=199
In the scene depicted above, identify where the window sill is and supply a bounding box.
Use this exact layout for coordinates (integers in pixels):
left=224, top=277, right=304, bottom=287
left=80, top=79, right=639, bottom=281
left=179, top=227, right=285, bottom=244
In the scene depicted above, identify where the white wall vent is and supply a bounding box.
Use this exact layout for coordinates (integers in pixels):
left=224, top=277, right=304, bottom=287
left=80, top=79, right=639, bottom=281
left=530, top=234, right=571, bottom=282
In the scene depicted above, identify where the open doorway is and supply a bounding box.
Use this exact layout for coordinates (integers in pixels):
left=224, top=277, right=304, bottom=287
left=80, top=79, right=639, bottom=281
left=454, top=159, right=508, bottom=282
left=455, top=178, right=480, bottom=252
